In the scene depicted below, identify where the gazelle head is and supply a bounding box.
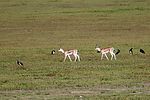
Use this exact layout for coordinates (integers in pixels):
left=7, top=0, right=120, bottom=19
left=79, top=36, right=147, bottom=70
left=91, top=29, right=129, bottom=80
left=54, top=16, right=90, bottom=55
left=95, top=44, right=101, bottom=52
left=58, top=48, right=65, bottom=53
left=95, top=47, right=101, bottom=52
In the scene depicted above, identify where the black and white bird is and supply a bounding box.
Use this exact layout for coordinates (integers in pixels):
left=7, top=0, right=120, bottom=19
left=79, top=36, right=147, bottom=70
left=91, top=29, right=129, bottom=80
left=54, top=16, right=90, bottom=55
left=140, top=49, right=145, bottom=54
left=16, top=60, right=24, bottom=66
left=129, top=48, right=133, bottom=55
left=51, top=50, right=56, bottom=55
left=115, top=49, right=120, bottom=55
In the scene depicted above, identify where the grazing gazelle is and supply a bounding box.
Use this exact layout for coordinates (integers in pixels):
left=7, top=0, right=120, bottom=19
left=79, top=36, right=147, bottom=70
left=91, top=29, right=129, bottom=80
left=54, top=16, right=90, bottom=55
left=58, top=48, right=80, bottom=62
left=95, top=46, right=116, bottom=60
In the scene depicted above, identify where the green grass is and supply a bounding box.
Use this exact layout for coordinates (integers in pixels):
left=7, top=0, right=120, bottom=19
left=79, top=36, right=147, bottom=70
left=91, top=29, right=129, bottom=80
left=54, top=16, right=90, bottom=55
left=0, top=0, right=150, bottom=99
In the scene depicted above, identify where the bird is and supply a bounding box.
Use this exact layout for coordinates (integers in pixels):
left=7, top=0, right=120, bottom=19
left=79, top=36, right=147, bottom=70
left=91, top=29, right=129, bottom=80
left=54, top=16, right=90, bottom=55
left=16, top=60, right=24, bottom=66
left=115, top=49, right=120, bottom=55
left=51, top=50, right=56, bottom=55
left=129, top=48, right=133, bottom=55
left=140, top=49, right=145, bottom=54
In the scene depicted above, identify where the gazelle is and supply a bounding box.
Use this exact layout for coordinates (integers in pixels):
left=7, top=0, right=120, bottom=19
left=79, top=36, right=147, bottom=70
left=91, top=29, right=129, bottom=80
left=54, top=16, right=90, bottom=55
left=95, top=46, right=116, bottom=60
left=58, top=48, right=80, bottom=62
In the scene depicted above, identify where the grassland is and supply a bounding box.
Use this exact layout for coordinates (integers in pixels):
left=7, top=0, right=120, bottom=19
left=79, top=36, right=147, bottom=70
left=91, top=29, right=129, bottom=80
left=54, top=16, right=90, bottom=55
left=0, top=0, right=150, bottom=99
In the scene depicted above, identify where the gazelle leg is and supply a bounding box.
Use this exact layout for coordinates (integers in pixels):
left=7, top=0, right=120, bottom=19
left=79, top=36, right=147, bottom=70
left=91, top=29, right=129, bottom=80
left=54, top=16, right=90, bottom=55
left=63, top=55, right=67, bottom=62
left=111, top=54, right=113, bottom=60
left=74, top=55, right=77, bottom=62
left=101, top=54, right=104, bottom=60
left=105, top=54, right=109, bottom=60
left=68, top=55, right=72, bottom=62
left=73, top=54, right=77, bottom=62
left=113, top=53, right=116, bottom=60
left=111, top=53, right=116, bottom=60
left=76, top=55, right=80, bottom=61
left=77, top=55, right=80, bottom=61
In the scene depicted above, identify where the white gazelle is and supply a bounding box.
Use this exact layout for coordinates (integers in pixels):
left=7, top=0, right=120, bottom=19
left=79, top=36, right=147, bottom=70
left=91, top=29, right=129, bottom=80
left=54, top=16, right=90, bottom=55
left=58, top=48, right=80, bottom=62
left=95, top=46, right=116, bottom=60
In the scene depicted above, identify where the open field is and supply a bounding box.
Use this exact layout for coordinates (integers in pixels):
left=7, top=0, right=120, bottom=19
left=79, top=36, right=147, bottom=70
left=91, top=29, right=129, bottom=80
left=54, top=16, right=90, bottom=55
left=0, top=0, right=150, bottom=99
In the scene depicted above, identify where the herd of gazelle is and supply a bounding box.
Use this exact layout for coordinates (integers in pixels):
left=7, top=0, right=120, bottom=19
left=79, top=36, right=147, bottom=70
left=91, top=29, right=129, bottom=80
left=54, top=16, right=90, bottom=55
left=58, top=45, right=118, bottom=62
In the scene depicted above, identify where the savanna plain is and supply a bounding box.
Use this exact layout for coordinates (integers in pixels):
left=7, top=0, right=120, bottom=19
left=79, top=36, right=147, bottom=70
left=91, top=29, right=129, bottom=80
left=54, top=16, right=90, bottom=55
left=0, top=0, right=150, bottom=99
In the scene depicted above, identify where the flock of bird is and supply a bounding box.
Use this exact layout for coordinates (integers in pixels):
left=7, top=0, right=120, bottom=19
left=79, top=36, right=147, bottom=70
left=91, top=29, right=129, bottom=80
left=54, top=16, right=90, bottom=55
left=16, top=48, right=145, bottom=67
left=129, top=48, right=145, bottom=55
